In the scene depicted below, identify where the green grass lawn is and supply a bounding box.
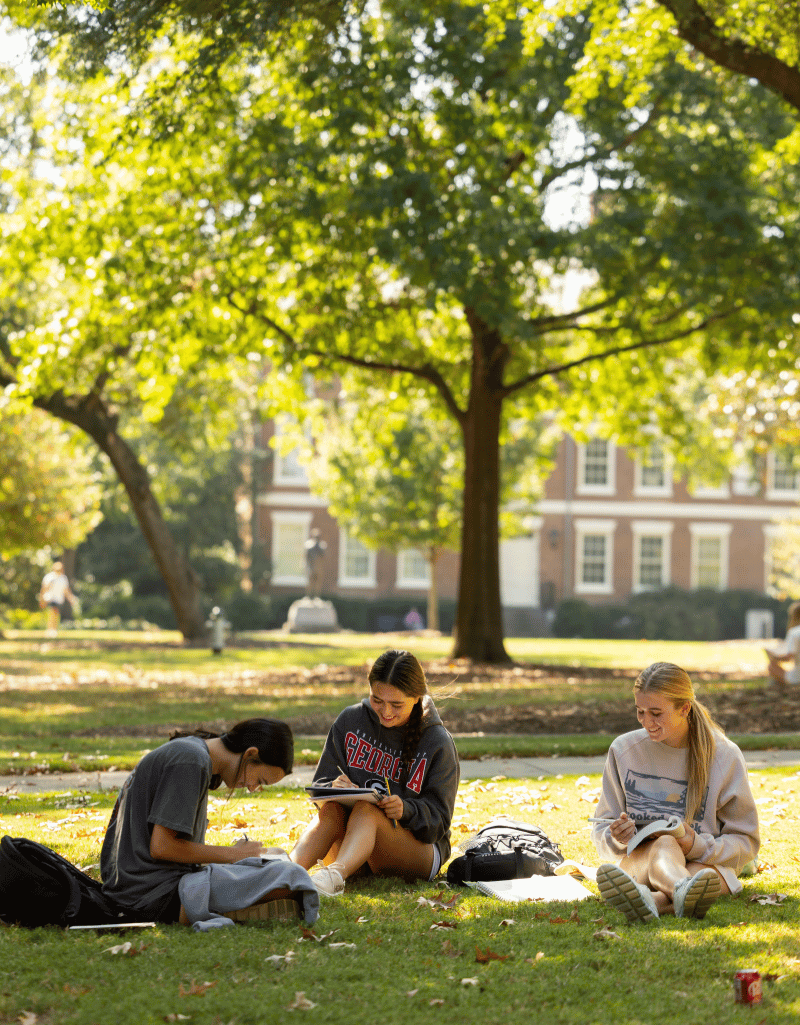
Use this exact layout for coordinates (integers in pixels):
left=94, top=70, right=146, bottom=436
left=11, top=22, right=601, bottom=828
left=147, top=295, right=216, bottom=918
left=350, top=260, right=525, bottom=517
left=0, top=631, right=786, bottom=775
left=1, top=766, right=799, bottom=1025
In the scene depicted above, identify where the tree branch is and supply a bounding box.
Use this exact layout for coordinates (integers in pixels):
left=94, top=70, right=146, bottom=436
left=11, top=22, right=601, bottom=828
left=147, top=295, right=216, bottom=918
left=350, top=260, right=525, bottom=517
left=230, top=294, right=467, bottom=425
left=503, top=305, right=742, bottom=395
left=658, top=0, right=800, bottom=112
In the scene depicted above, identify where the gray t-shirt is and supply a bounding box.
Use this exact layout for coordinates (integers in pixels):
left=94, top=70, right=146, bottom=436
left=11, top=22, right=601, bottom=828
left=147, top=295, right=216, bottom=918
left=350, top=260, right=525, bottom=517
left=101, top=736, right=211, bottom=910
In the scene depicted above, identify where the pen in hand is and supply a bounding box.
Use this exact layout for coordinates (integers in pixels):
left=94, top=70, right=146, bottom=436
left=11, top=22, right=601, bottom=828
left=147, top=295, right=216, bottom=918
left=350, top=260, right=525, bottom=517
left=385, top=775, right=397, bottom=829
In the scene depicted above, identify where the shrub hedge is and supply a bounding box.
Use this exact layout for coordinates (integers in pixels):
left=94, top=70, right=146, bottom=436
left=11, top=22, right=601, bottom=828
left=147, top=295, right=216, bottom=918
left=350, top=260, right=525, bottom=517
left=553, top=586, right=791, bottom=641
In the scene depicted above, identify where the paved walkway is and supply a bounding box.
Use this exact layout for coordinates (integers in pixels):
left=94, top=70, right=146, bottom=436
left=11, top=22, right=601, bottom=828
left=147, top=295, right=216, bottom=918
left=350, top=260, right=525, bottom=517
left=2, top=748, right=799, bottom=794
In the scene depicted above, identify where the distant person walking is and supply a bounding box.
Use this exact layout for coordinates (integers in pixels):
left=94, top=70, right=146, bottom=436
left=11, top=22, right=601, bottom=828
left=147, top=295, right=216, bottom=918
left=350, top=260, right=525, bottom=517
left=38, top=560, right=75, bottom=635
left=764, top=601, right=800, bottom=691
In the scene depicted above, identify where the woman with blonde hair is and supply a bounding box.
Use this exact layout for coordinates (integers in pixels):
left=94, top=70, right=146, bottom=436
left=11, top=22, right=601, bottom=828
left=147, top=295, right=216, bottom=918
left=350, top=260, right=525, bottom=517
left=764, top=601, right=800, bottom=690
left=592, top=662, right=759, bottom=923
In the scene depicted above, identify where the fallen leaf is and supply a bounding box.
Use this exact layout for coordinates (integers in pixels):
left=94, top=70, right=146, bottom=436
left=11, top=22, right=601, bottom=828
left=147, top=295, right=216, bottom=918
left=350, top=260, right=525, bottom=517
left=499, top=919, right=516, bottom=927
left=164, top=1016, right=192, bottom=1023
left=749, top=893, right=788, bottom=905
left=593, top=927, right=621, bottom=940
left=298, top=928, right=337, bottom=943
left=475, top=946, right=509, bottom=963
left=461, top=977, right=480, bottom=986
left=18, top=1013, right=37, bottom=1025
left=417, top=890, right=461, bottom=910
left=179, top=981, right=217, bottom=998
left=406, top=989, right=419, bottom=998
left=288, top=992, right=317, bottom=1011
left=103, top=941, right=145, bottom=956
left=355, top=916, right=369, bottom=923
left=429, top=998, right=445, bottom=1006
left=525, top=952, right=546, bottom=964
left=431, top=921, right=458, bottom=931
left=328, top=942, right=357, bottom=950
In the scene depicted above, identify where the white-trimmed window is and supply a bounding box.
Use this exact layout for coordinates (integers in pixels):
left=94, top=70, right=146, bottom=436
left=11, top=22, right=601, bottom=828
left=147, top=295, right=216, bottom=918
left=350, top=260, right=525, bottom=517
left=397, top=549, right=430, bottom=588
left=577, top=438, right=616, bottom=495
left=731, top=461, right=759, bottom=497
left=634, top=443, right=672, bottom=498
left=767, top=450, right=800, bottom=500
left=689, top=523, right=732, bottom=589
left=338, top=532, right=377, bottom=587
left=272, top=419, right=309, bottom=486
left=575, top=519, right=615, bottom=594
left=632, top=521, right=673, bottom=592
left=270, top=511, right=312, bottom=585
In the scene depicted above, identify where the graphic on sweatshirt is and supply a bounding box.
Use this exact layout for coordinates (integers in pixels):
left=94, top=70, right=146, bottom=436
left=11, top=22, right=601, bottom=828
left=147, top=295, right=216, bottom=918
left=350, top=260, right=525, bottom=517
left=343, top=730, right=428, bottom=793
left=623, top=767, right=708, bottom=825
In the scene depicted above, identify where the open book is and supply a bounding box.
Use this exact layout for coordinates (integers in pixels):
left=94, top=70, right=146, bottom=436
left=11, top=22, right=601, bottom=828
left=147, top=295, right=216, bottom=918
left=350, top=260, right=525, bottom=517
left=627, top=815, right=685, bottom=854
left=305, top=785, right=384, bottom=807
left=470, top=874, right=593, bottom=903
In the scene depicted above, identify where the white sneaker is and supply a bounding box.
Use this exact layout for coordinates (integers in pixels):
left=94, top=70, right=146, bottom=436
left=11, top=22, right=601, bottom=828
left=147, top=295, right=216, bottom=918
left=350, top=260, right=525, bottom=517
left=311, top=861, right=345, bottom=897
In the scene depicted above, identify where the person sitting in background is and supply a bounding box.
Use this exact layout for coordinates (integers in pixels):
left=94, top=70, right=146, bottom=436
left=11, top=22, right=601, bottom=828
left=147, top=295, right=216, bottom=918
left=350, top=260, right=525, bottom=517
left=764, top=601, right=800, bottom=691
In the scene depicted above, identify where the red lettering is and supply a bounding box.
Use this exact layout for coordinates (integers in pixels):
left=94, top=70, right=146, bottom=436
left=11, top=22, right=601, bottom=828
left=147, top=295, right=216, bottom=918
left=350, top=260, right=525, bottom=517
left=377, top=752, right=395, bottom=777
left=406, top=757, right=427, bottom=794
left=344, top=733, right=358, bottom=764
left=365, top=747, right=382, bottom=773
left=351, top=738, right=372, bottom=770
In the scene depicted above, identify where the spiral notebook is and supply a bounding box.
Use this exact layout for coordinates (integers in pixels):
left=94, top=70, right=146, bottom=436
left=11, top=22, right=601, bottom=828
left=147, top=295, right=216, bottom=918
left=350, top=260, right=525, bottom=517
left=469, top=874, right=593, bottom=902
left=305, top=785, right=382, bottom=806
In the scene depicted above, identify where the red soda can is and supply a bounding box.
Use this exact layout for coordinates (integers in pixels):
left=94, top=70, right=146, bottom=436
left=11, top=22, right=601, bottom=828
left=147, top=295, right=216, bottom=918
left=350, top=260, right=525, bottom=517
left=734, top=969, right=762, bottom=1004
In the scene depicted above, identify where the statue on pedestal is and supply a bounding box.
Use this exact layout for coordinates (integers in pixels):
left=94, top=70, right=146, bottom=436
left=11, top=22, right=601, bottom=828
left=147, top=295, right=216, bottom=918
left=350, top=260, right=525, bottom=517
left=304, top=528, right=327, bottom=598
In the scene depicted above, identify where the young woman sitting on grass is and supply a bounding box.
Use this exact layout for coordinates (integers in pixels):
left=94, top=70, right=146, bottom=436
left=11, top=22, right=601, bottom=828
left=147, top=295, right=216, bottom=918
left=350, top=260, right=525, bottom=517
left=290, top=649, right=459, bottom=896
left=592, top=662, right=759, bottom=923
left=764, top=601, right=800, bottom=691
left=101, top=717, right=315, bottom=925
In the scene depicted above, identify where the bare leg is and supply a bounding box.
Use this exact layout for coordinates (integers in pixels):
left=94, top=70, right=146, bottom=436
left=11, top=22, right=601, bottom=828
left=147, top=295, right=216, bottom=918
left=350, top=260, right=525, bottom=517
left=765, top=650, right=788, bottom=689
left=46, top=606, right=60, bottom=633
left=290, top=802, right=347, bottom=870
left=621, top=836, right=729, bottom=914
left=329, top=802, right=434, bottom=881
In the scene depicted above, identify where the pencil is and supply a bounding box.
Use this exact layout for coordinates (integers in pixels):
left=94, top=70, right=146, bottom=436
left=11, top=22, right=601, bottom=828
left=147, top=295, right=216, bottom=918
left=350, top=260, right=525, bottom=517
left=385, top=775, right=398, bottom=829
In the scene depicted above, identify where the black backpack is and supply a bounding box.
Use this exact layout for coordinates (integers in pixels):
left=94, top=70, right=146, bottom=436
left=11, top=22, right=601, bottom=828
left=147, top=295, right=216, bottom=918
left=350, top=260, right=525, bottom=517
left=0, top=835, right=135, bottom=928
left=446, top=816, right=564, bottom=885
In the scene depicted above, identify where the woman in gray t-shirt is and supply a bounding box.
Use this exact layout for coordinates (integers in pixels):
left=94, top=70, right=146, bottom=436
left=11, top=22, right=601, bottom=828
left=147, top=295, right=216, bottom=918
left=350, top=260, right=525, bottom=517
left=101, top=718, right=294, bottom=922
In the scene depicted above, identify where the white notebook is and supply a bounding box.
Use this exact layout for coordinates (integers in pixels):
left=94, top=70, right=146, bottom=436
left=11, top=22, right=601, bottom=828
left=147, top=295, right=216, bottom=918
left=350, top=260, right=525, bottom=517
left=470, top=874, right=593, bottom=902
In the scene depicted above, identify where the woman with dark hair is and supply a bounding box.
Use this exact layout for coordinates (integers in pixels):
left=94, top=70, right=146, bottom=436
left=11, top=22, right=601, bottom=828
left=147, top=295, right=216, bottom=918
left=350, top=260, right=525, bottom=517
left=290, top=650, right=459, bottom=896
left=592, top=663, right=759, bottom=924
left=101, top=718, right=317, bottom=925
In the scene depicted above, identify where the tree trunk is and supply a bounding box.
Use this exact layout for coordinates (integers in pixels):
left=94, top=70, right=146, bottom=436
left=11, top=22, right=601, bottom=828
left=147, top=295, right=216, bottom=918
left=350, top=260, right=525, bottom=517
left=35, top=391, right=206, bottom=640
left=451, top=310, right=512, bottom=663
left=426, top=546, right=440, bottom=632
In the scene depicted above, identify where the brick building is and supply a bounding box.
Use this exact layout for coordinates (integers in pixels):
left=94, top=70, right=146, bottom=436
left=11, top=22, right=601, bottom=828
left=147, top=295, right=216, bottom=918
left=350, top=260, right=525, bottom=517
left=256, top=422, right=798, bottom=634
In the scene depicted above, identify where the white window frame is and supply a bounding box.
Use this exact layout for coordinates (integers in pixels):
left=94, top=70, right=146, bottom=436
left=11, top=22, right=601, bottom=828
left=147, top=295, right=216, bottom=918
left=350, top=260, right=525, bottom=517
left=766, top=450, right=800, bottom=500
left=576, top=438, right=616, bottom=496
left=633, top=443, right=673, bottom=498
left=338, top=531, right=377, bottom=588
left=396, top=549, right=431, bottom=589
left=731, top=461, right=759, bottom=497
left=574, top=518, right=615, bottom=595
left=763, top=523, right=781, bottom=596
left=631, top=520, right=673, bottom=593
left=270, top=511, right=312, bottom=585
left=689, top=523, right=732, bottom=590
left=272, top=419, right=309, bottom=486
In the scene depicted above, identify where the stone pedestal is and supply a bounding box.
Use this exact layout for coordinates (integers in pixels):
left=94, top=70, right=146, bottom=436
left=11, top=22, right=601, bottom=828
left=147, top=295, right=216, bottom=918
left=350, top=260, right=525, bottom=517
left=284, top=597, right=339, bottom=633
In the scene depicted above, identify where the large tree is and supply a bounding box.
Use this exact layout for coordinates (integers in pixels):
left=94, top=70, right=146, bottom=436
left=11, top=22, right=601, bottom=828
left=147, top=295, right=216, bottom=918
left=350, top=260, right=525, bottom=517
left=0, top=60, right=265, bottom=639
left=178, top=4, right=797, bottom=661
left=8, top=2, right=800, bottom=660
